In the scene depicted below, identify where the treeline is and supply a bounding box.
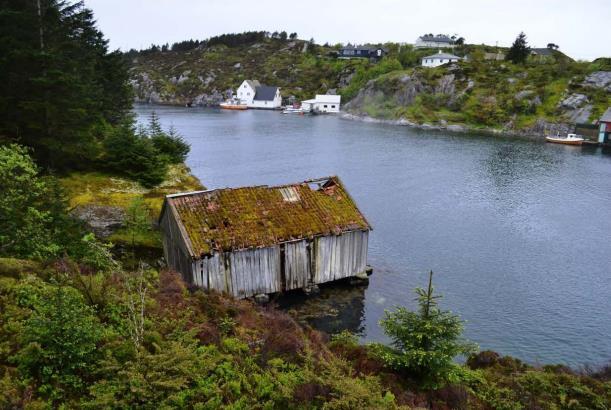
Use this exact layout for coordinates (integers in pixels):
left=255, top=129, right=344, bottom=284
left=128, top=30, right=299, bottom=55
left=0, top=0, right=188, bottom=187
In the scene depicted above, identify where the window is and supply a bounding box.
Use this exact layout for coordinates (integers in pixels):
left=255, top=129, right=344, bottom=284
left=324, top=105, right=328, bottom=108
left=331, top=105, right=335, bottom=108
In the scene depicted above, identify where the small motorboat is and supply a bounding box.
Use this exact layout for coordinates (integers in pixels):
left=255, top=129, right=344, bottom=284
left=282, top=107, right=304, bottom=114
left=545, top=133, right=584, bottom=145
left=220, top=99, right=247, bottom=110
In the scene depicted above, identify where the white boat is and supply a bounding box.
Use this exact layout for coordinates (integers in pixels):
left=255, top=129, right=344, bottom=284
left=545, top=133, right=584, bottom=145
left=281, top=106, right=304, bottom=114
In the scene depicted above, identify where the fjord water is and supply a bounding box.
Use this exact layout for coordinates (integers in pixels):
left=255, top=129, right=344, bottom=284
left=135, top=105, right=611, bottom=366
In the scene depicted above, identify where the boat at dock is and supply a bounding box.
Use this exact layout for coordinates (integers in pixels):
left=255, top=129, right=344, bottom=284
left=281, top=107, right=305, bottom=114
left=545, top=133, right=584, bottom=145
left=220, top=99, right=247, bottom=110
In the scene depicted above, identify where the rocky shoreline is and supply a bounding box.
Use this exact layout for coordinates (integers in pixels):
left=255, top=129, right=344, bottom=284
left=340, top=112, right=572, bottom=139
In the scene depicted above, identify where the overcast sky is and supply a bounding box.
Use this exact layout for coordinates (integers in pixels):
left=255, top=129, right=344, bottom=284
left=86, top=0, right=610, bottom=61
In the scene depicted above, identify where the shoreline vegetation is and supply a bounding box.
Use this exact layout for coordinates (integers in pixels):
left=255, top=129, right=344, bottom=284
left=0, top=1, right=610, bottom=407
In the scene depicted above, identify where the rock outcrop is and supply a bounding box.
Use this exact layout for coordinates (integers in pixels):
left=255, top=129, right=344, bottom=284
left=71, top=205, right=126, bottom=238
left=583, top=71, right=611, bottom=92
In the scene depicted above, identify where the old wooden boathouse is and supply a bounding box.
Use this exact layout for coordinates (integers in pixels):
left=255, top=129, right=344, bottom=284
left=159, top=176, right=371, bottom=299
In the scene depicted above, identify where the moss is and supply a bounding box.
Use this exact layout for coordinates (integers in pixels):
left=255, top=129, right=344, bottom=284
left=0, top=258, right=42, bottom=278
left=60, top=163, right=204, bottom=250
left=170, top=177, right=370, bottom=256
left=61, top=163, right=203, bottom=218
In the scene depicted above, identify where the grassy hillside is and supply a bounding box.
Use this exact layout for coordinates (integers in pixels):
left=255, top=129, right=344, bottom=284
left=345, top=56, right=610, bottom=131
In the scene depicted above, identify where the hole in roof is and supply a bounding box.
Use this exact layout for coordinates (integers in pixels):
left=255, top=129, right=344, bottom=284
left=307, top=182, right=323, bottom=191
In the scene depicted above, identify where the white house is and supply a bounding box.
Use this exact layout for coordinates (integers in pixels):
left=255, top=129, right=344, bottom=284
left=421, top=51, right=462, bottom=67
left=415, top=34, right=454, bottom=49
left=301, top=95, right=341, bottom=113
left=236, top=79, right=282, bottom=109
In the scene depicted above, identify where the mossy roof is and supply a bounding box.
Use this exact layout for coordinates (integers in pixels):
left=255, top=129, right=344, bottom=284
left=164, top=176, right=371, bottom=257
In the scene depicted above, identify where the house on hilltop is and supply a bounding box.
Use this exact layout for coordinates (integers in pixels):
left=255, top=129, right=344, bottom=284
left=237, top=79, right=282, bottom=109
left=530, top=48, right=556, bottom=62
left=159, top=176, right=372, bottom=299
left=338, top=45, right=387, bottom=61
left=421, top=50, right=462, bottom=67
left=415, top=34, right=454, bottom=49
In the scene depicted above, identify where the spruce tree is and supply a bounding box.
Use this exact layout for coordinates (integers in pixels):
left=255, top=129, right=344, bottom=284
left=0, top=0, right=132, bottom=170
left=373, top=271, right=477, bottom=389
left=506, top=32, right=531, bottom=64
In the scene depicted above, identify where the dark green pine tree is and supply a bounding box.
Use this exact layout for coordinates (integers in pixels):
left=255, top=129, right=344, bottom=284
left=506, top=32, right=531, bottom=65
left=0, top=0, right=132, bottom=171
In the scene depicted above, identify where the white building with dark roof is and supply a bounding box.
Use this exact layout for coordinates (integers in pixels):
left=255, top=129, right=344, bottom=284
left=237, top=79, right=282, bottom=109
left=415, top=34, right=454, bottom=49
left=421, top=50, right=462, bottom=67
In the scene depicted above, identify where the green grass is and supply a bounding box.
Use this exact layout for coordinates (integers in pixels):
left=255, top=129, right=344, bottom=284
left=60, top=163, right=204, bottom=249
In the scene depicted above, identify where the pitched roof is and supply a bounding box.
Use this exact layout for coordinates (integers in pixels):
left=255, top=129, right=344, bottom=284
left=340, top=45, right=387, bottom=53
left=531, top=48, right=554, bottom=56
left=245, top=80, right=261, bottom=89
left=254, top=85, right=279, bottom=101
left=423, top=51, right=461, bottom=59
left=600, top=107, right=611, bottom=123
left=419, top=35, right=453, bottom=43
left=163, top=176, right=371, bottom=257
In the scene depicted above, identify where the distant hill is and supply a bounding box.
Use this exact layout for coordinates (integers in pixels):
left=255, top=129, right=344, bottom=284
left=127, top=34, right=365, bottom=105
left=127, top=34, right=610, bottom=135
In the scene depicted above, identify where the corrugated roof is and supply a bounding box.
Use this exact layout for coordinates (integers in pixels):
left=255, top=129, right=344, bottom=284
left=254, top=85, right=279, bottom=101
left=164, top=176, right=371, bottom=257
left=600, top=107, right=611, bottom=123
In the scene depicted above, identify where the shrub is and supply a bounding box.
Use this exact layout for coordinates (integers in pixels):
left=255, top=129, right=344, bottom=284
left=0, top=145, right=87, bottom=259
left=15, top=283, right=104, bottom=403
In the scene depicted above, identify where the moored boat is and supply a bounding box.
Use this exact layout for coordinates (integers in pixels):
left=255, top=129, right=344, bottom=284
left=545, top=133, right=584, bottom=145
left=220, top=99, right=247, bottom=110
left=281, top=106, right=304, bottom=114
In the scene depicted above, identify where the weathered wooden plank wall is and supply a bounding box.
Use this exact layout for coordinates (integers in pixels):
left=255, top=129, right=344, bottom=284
left=314, top=230, right=368, bottom=283
left=160, top=210, right=194, bottom=282
left=284, top=240, right=310, bottom=290
left=229, top=247, right=281, bottom=298
left=177, top=229, right=369, bottom=299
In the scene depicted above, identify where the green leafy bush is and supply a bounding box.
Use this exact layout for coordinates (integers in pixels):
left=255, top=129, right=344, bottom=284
left=15, top=282, right=104, bottom=403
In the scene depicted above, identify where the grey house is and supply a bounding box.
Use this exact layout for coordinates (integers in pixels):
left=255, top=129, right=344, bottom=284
left=159, top=176, right=372, bottom=299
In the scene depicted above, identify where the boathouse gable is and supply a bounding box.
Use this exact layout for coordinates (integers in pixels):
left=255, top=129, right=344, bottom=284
left=159, top=177, right=371, bottom=298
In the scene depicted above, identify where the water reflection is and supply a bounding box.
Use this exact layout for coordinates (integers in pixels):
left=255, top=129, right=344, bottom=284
left=276, top=280, right=367, bottom=336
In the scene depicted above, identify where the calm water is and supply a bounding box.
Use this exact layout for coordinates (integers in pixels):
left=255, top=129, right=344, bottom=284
left=135, top=105, right=611, bottom=366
